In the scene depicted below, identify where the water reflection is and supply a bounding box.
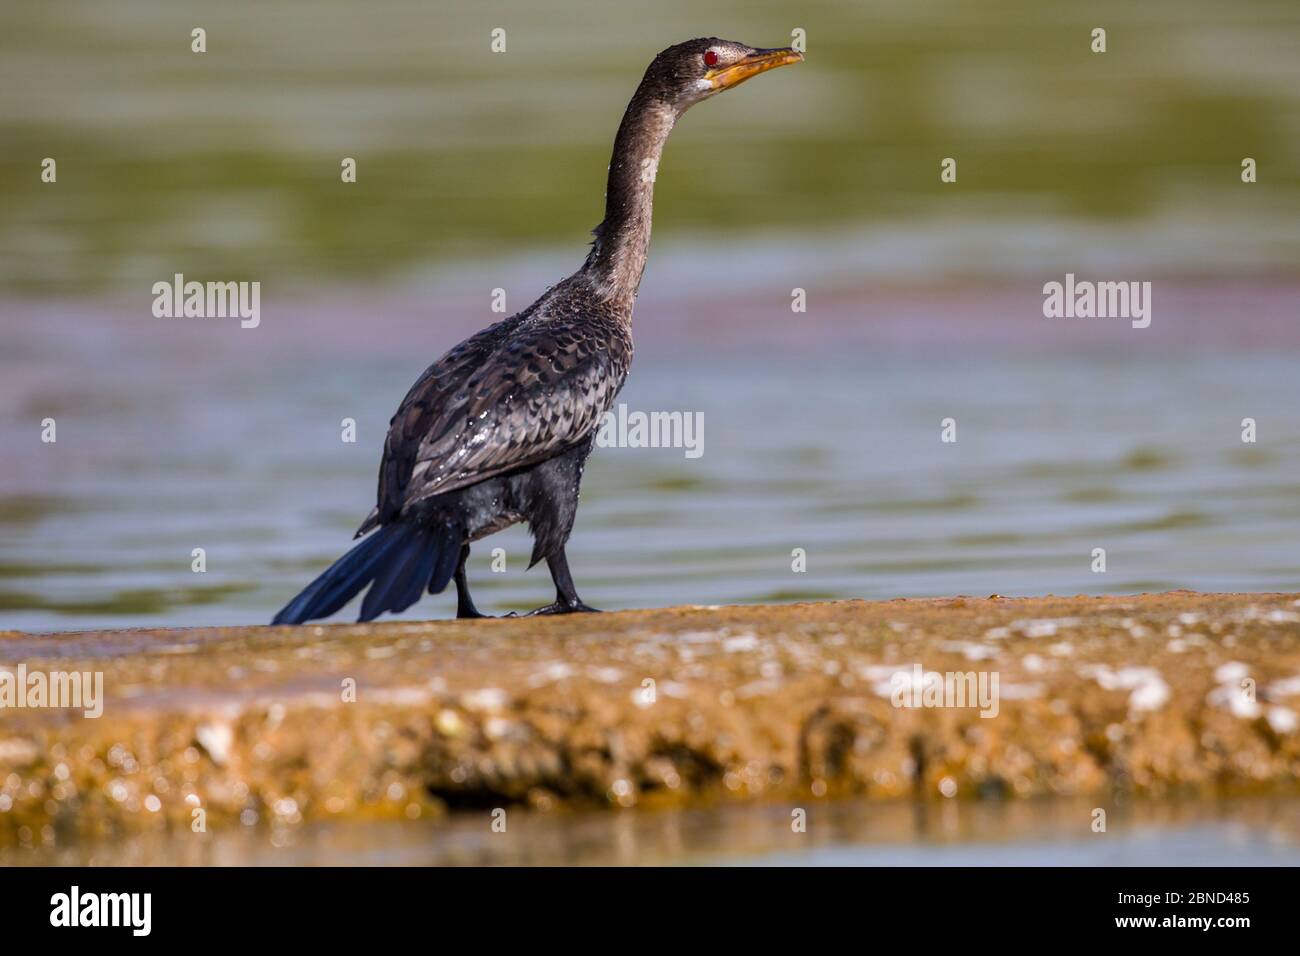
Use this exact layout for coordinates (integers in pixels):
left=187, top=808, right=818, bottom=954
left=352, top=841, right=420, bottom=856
left=8, top=797, right=1300, bottom=866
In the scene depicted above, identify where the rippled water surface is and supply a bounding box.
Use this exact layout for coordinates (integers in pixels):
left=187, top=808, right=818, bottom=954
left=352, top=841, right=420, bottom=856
left=3, top=296, right=1298, bottom=631
left=2, top=0, right=1299, bottom=630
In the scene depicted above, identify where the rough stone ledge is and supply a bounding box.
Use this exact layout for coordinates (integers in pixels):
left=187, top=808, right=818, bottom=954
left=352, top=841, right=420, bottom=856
left=2, top=591, right=1300, bottom=846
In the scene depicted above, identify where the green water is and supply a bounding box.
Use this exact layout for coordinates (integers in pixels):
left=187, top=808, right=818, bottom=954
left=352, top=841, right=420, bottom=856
left=2, top=0, right=1299, bottom=291
left=2, top=0, right=1299, bottom=627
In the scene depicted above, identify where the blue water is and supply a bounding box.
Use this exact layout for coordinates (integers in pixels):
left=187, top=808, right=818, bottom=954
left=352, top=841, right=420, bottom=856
left=3, top=318, right=1299, bottom=630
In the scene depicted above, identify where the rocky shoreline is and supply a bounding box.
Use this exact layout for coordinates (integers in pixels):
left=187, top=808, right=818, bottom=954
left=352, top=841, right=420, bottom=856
left=2, top=592, right=1300, bottom=848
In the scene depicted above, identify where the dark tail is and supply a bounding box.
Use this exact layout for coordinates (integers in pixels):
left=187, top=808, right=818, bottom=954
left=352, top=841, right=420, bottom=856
left=271, top=522, right=461, bottom=626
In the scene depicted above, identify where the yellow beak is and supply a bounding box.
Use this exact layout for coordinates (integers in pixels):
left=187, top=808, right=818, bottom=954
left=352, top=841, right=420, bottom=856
left=706, top=47, right=804, bottom=91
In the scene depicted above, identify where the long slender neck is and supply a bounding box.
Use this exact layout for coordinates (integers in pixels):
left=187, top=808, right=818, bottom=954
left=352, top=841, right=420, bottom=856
left=581, top=92, right=678, bottom=309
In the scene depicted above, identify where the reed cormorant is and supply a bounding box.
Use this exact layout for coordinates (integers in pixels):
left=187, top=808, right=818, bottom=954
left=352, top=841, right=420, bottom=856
left=272, top=38, right=802, bottom=624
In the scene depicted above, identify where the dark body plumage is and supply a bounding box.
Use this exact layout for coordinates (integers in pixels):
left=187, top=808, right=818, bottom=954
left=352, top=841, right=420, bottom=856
left=272, top=38, right=801, bottom=624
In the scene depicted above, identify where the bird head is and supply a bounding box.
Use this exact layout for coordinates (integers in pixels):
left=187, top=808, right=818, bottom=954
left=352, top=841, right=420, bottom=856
left=640, top=38, right=803, bottom=113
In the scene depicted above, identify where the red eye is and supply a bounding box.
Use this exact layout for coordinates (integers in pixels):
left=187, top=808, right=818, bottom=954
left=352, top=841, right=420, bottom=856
left=704, top=50, right=719, bottom=67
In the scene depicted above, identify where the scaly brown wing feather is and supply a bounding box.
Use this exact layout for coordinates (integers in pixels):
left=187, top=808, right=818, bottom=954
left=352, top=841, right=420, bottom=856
left=364, top=314, right=631, bottom=530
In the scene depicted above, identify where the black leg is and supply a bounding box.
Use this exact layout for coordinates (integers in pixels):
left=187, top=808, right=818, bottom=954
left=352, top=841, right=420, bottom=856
left=454, top=544, right=491, bottom=619
left=527, top=548, right=600, bottom=615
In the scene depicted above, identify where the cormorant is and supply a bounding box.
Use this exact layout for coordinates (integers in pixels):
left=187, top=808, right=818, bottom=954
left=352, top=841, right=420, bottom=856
left=272, top=38, right=802, bottom=625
